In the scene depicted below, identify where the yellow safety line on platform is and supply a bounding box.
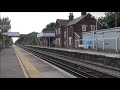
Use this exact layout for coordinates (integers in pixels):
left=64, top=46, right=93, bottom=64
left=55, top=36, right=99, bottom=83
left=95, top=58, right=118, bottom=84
left=14, top=50, right=29, bottom=78
left=14, top=45, right=43, bottom=78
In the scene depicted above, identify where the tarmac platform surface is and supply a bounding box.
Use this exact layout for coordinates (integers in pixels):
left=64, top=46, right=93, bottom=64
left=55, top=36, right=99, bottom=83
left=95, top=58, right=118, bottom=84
left=0, top=47, right=25, bottom=78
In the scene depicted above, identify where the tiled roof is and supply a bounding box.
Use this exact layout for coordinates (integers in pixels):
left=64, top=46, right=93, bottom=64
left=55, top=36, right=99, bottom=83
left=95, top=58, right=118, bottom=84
left=66, top=14, right=88, bottom=26
left=56, top=13, right=102, bottom=27
left=57, top=14, right=89, bottom=27
left=57, top=19, right=70, bottom=26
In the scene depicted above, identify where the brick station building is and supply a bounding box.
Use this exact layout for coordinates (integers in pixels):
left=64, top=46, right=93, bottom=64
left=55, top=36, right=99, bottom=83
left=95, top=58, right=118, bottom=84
left=54, top=12, right=103, bottom=48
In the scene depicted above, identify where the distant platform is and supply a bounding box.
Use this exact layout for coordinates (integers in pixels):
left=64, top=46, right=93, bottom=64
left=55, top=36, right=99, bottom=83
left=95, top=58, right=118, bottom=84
left=26, top=45, right=120, bottom=58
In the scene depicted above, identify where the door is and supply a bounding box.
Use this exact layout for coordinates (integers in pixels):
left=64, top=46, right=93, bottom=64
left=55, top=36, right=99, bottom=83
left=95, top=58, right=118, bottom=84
left=80, top=40, right=83, bottom=45
left=75, top=40, right=78, bottom=48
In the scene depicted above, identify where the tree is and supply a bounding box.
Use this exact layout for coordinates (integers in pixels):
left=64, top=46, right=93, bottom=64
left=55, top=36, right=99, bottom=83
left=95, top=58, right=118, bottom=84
left=98, top=12, right=120, bottom=29
left=42, top=22, right=55, bottom=32
left=0, top=17, right=11, bottom=33
left=15, top=32, right=39, bottom=45
left=15, top=35, right=26, bottom=44
left=98, top=16, right=108, bottom=29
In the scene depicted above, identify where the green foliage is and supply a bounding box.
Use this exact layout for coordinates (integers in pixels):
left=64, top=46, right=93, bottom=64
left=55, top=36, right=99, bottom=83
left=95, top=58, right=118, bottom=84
left=15, top=22, right=55, bottom=45
left=15, top=32, right=39, bottom=45
left=98, top=16, right=108, bottom=29
left=0, top=17, right=11, bottom=33
left=42, top=22, right=55, bottom=32
left=15, top=35, right=25, bottom=44
left=98, top=12, right=120, bottom=29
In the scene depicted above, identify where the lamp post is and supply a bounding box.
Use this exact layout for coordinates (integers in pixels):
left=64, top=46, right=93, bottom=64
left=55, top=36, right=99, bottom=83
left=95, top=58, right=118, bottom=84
left=115, top=12, right=117, bottom=27
left=95, top=16, right=97, bottom=50
left=67, top=28, right=69, bottom=48
left=93, top=16, right=97, bottom=49
left=96, top=16, right=97, bottom=31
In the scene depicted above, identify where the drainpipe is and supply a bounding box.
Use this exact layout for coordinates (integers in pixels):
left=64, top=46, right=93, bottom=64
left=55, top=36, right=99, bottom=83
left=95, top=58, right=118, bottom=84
left=93, top=31, right=95, bottom=49
left=67, top=27, right=68, bottom=48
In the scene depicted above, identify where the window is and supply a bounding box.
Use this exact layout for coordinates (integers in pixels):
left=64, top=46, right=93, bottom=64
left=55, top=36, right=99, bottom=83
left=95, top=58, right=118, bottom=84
left=58, top=28, right=60, bottom=34
left=56, top=28, right=60, bottom=34
left=56, top=38, right=61, bottom=45
left=64, top=41, right=66, bottom=45
left=82, top=25, right=87, bottom=31
left=69, top=37, right=72, bottom=45
left=91, top=25, right=95, bottom=31
left=56, top=38, right=58, bottom=45
left=56, top=29, right=58, bottom=34
left=64, top=31, right=66, bottom=37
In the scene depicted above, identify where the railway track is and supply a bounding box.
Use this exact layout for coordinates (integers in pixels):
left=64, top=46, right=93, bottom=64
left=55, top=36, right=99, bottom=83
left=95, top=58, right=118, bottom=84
left=19, top=45, right=118, bottom=78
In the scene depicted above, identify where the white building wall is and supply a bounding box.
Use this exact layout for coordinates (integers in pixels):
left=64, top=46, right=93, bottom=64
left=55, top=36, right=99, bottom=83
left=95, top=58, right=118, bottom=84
left=82, top=27, right=120, bottom=51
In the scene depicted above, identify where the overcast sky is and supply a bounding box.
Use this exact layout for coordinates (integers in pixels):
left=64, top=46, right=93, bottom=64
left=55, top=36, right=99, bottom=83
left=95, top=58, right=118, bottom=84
left=0, top=12, right=105, bottom=42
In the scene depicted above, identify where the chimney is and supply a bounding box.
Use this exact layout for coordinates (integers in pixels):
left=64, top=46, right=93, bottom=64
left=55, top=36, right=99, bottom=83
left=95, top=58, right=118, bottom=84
left=69, top=13, right=74, bottom=20
left=81, top=12, right=86, bottom=16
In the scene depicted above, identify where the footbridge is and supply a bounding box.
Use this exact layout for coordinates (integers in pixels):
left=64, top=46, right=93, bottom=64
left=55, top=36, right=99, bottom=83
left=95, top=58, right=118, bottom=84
left=3, top=32, right=20, bottom=37
left=1, top=32, right=20, bottom=48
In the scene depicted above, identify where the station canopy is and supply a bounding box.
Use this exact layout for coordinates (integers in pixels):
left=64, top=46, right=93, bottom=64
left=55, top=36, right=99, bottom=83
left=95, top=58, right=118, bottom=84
left=37, top=32, right=55, bottom=38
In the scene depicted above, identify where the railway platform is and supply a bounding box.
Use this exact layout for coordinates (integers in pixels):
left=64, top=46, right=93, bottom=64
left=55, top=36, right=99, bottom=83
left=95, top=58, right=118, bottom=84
left=29, top=45, right=120, bottom=58
left=55, top=48, right=120, bottom=58
left=0, top=45, right=75, bottom=78
left=0, top=46, right=25, bottom=78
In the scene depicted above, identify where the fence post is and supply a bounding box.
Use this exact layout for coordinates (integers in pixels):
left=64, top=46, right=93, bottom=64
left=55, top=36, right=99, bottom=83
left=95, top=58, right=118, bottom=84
left=93, top=39, right=94, bottom=49
left=103, top=38, right=104, bottom=51
left=96, top=42, right=97, bottom=51
left=116, top=37, right=118, bottom=52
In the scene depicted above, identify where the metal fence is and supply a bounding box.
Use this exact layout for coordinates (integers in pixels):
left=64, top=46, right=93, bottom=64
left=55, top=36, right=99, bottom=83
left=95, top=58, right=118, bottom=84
left=80, top=37, right=120, bottom=52
left=80, top=27, right=120, bottom=52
